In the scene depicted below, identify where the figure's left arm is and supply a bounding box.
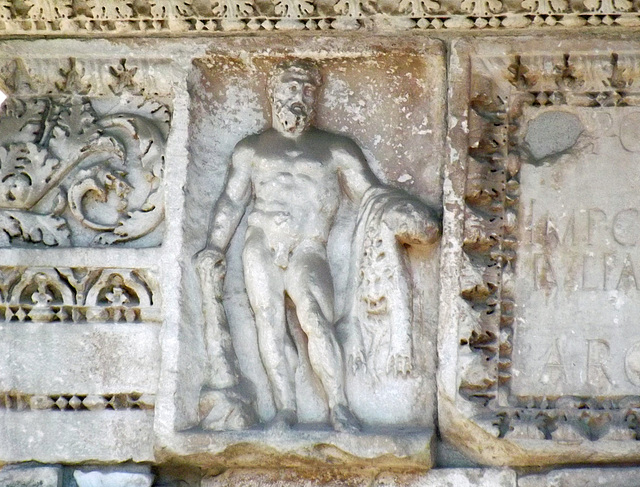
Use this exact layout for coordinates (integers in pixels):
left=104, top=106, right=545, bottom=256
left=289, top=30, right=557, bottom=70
left=334, top=136, right=441, bottom=246
left=333, top=138, right=378, bottom=203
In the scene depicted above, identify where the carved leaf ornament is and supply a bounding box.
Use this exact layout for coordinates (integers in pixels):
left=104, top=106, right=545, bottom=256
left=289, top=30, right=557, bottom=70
left=2, top=0, right=640, bottom=32
left=458, top=52, right=640, bottom=443
left=0, top=58, right=170, bottom=247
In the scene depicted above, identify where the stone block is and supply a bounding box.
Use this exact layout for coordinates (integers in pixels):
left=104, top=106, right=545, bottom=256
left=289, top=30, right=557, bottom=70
left=0, top=39, right=182, bottom=464
left=0, top=35, right=445, bottom=470
left=0, top=410, right=154, bottom=463
left=375, top=469, right=516, bottom=487
left=155, top=36, right=446, bottom=469
left=440, top=35, right=640, bottom=466
left=0, top=464, right=62, bottom=487
left=0, top=52, right=171, bottom=248
left=0, top=322, right=160, bottom=395
left=0, top=0, right=634, bottom=37
left=519, top=468, right=640, bottom=487
left=73, top=465, right=154, bottom=487
left=202, top=468, right=516, bottom=487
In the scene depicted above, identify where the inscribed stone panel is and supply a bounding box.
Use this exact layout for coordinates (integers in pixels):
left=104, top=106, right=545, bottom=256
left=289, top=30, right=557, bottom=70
left=441, top=36, right=640, bottom=465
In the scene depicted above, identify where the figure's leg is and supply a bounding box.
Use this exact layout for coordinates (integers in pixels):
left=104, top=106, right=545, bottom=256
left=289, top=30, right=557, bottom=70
left=243, top=228, right=296, bottom=429
left=285, top=244, right=360, bottom=433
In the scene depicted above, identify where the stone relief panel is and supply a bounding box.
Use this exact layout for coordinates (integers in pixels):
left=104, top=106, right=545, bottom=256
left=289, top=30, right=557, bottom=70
left=0, top=0, right=639, bottom=34
left=442, top=37, right=640, bottom=465
left=158, top=38, right=444, bottom=468
left=0, top=41, right=181, bottom=465
left=0, top=56, right=171, bottom=247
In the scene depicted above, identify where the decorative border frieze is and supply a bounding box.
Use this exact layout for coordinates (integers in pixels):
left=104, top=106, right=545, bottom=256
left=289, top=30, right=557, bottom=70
left=0, top=0, right=639, bottom=35
left=458, top=50, right=640, bottom=443
left=0, top=392, right=155, bottom=411
left=0, top=267, right=161, bottom=324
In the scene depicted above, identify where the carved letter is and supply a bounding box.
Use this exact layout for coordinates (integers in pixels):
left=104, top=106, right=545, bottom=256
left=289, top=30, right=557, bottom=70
left=539, top=339, right=567, bottom=387
left=587, top=208, right=606, bottom=246
left=533, top=253, right=557, bottom=291
left=616, top=253, right=639, bottom=290
left=545, top=211, right=575, bottom=248
left=587, top=339, right=613, bottom=390
left=612, top=208, right=639, bottom=246
left=582, top=253, right=605, bottom=291
left=625, top=341, right=640, bottom=386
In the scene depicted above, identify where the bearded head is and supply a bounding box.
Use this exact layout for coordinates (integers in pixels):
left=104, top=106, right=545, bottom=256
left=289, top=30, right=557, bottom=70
left=269, top=59, right=322, bottom=136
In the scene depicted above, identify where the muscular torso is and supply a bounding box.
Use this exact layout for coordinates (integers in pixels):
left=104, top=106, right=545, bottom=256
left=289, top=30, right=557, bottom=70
left=243, top=129, right=342, bottom=264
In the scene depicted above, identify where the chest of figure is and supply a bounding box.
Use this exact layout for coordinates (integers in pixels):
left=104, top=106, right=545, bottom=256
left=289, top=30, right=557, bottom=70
left=252, top=155, right=339, bottom=198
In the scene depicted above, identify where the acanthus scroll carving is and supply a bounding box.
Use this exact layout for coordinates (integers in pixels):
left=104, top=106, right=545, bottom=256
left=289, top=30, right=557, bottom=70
left=0, top=57, right=170, bottom=247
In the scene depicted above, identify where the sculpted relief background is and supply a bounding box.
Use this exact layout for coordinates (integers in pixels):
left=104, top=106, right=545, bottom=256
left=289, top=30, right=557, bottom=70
left=171, top=41, right=444, bottom=458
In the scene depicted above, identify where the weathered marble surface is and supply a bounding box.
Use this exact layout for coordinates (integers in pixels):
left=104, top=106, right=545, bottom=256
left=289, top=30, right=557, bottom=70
left=202, top=468, right=516, bottom=487
left=0, top=410, right=154, bottom=463
left=0, top=464, right=62, bottom=487
left=440, top=36, right=640, bottom=466
left=0, top=36, right=444, bottom=470
left=157, top=36, right=445, bottom=469
left=0, top=38, right=189, bottom=465
left=2, top=18, right=640, bottom=486
left=0, top=0, right=638, bottom=35
left=519, top=467, right=640, bottom=487
left=0, top=56, right=170, bottom=248
left=73, top=465, right=154, bottom=487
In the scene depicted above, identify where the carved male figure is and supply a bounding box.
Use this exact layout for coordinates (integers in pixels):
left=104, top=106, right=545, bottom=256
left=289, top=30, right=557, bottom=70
left=196, top=59, right=439, bottom=432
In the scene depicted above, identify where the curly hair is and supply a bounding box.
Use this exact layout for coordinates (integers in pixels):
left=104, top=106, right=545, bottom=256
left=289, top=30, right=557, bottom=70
left=268, top=58, right=322, bottom=93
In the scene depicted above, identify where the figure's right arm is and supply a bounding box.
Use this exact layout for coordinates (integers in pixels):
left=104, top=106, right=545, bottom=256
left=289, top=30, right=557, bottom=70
left=195, top=144, right=253, bottom=356
left=206, top=144, right=253, bottom=252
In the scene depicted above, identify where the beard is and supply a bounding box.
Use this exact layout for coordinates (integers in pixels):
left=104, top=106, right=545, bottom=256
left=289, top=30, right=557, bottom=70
left=274, top=101, right=313, bottom=134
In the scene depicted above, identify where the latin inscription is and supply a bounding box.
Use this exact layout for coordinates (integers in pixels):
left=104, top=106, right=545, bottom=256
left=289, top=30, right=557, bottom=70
left=535, top=337, right=640, bottom=391
left=527, top=204, right=640, bottom=292
left=511, top=107, right=640, bottom=397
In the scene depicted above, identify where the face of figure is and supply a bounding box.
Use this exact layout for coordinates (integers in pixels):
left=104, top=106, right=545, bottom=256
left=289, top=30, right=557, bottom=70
left=271, top=70, right=318, bottom=136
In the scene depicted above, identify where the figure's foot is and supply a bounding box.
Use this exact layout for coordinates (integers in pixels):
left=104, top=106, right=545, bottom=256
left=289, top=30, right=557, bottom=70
left=266, top=408, right=297, bottom=432
left=330, top=404, right=361, bottom=434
